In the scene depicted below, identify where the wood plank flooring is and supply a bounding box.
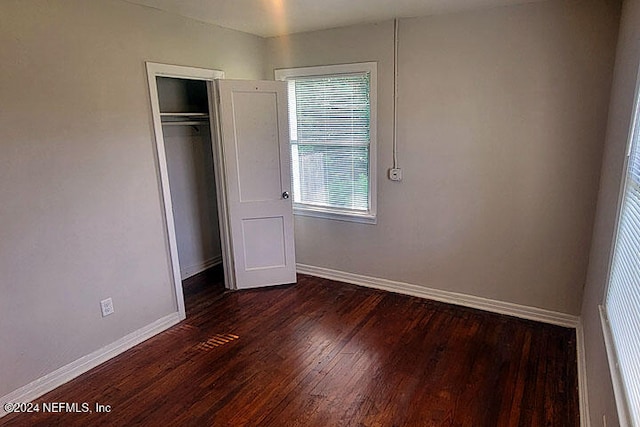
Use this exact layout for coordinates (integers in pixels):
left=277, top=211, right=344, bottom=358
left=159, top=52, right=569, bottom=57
left=2, top=267, right=579, bottom=426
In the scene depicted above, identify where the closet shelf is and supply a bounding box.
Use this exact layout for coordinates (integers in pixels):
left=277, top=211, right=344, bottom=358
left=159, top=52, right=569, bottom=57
left=160, top=112, right=209, bottom=117
left=160, top=112, right=210, bottom=127
left=162, top=121, right=210, bottom=126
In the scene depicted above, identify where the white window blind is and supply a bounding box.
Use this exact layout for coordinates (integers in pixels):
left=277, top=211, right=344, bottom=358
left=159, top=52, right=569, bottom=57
left=605, top=89, right=640, bottom=426
left=276, top=63, right=377, bottom=223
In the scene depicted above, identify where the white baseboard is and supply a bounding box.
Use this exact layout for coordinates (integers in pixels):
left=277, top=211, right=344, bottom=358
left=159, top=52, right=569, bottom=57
left=0, top=312, right=181, bottom=418
left=181, top=255, right=222, bottom=280
left=576, top=321, right=591, bottom=427
left=296, top=264, right=579, bottom=328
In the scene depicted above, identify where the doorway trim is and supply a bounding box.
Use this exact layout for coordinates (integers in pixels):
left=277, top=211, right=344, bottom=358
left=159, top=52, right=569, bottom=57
left=145, top=62, right=230, bottom=320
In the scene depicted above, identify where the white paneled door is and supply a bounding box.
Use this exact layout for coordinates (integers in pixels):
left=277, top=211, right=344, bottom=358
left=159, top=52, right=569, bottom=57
left=215, top=80, right=296, bottom=289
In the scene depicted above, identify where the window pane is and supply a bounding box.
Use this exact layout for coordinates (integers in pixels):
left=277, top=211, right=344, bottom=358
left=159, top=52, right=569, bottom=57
left=293, top=144, right=369, bottom=211
left=293, top=74, right=370, bottom=145
left=287, top=71, right=372, bottom=214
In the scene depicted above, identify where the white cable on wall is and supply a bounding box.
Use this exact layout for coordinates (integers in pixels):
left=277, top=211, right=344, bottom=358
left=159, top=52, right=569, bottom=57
left=393, top=18, right=399, bottom=168
left=388, top=18, right=402, bottom=181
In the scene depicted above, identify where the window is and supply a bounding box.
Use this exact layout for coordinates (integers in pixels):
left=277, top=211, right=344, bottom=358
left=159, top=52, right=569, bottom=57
left=603, top=74, right=640, bottom=425
left=275, top=63, right=377, bottom=223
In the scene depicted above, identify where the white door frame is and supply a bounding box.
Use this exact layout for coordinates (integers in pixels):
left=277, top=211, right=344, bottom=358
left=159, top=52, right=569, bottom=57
left=145, top=62, right=232, bottom=321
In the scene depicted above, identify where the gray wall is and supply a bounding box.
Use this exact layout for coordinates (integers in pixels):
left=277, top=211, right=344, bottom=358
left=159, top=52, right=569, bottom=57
left=265, top=0, right=620, bottom=315
left=0, top=0, right=264, bottom=397
left=582, top=0, right=640, bottom=424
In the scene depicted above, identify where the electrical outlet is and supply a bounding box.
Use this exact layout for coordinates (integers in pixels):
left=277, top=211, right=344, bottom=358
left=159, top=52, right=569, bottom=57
left=100, top=298, right=114, bottom=317
left=388, top=168, right=403, bottom=181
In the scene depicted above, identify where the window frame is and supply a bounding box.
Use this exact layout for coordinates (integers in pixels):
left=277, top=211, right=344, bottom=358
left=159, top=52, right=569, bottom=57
left=600, top=62, right=640, bottom=427
left=275, top=62, right=377, bottom=224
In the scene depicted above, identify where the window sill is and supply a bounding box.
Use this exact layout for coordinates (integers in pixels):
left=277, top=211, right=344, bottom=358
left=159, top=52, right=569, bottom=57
left=293, top=206, right=377, bottom=224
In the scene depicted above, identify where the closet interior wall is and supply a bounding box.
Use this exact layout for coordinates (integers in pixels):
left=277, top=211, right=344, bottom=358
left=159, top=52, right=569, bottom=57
left=157, top=77, right=222, bottom=280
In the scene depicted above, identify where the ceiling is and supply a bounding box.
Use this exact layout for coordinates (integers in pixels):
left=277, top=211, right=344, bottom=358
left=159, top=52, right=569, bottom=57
left=124, top=0, right=547, bottom=38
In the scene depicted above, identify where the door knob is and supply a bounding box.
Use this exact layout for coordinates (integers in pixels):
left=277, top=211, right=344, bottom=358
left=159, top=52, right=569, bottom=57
left=282, top=191, right=290, bottom=199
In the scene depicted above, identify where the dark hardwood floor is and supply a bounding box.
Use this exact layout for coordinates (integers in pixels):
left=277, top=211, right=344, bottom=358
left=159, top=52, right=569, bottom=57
left=2, top=267, right=578, bottom=426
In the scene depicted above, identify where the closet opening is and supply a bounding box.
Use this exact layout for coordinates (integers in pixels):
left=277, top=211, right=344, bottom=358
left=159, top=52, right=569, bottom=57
left=156, top=76, right=224, bottom=317
left=147, top=62, right=296, bottom=314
